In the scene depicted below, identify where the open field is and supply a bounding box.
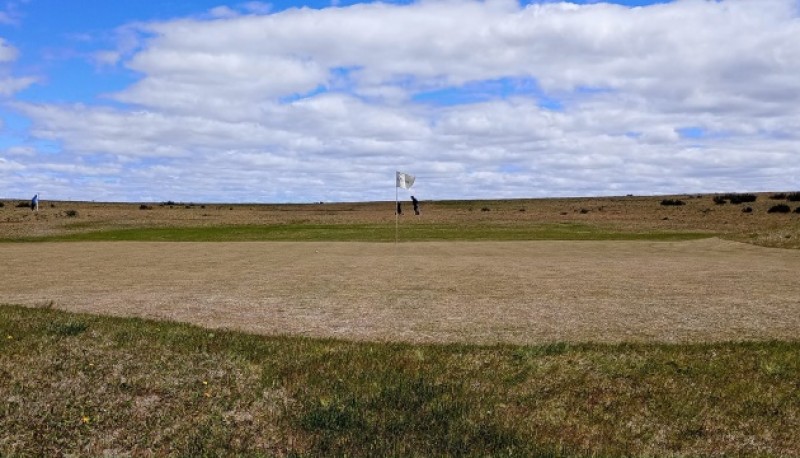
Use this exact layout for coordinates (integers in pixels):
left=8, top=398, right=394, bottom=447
left=2, top=192, right=800, bottom=247
left=2, top=193, right=799, bottom=456
left=1, top=238, right=799, bottom=344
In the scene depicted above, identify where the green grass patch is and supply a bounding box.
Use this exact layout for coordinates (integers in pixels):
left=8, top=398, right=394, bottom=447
left=4, top=222, right=712, bottom=242
left=1, top=304, right=797, bottom=456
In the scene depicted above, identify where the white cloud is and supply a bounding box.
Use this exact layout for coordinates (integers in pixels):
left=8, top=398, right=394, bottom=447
left=5, top=0, right=800, bottom=202
left=0, top=38, right=18, bottom=62
left=0, top=37, right=36, bottom=96
left=3, top=145, right=37, bottom=157
left=241, top=2, right=272, bottom=14
left=208, top=6, right=240, bottom=18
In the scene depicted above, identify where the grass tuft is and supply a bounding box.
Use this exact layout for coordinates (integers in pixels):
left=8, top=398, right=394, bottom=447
left=47, top=320, right=88, bottom=337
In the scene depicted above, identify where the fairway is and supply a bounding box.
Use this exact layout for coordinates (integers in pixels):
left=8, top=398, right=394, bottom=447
left=2, top=238, right=798, bottom=344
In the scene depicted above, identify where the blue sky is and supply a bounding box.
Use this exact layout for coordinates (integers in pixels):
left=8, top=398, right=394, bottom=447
left=1, top=0, right=799, bottom=202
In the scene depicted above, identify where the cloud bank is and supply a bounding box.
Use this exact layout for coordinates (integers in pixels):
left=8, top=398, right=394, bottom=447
left=3, top=0, right=800, bottom=202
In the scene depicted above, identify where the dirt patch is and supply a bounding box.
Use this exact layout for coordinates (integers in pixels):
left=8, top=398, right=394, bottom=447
left=1, top=239, right=798, bottom=344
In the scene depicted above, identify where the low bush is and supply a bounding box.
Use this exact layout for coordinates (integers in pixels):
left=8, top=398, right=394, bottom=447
left=481, top=207, right=491, bottom=212
left=795, top=207, right=800, bottom=214
left=742, top=207, right=753, bottom=213
left=768, top=204, right=791, bottom=214
left=660, top=199, right=686, bottom=206
left=715, top=193, right=757, bottom=204
left=16, top=202, right=30, bottom=208
left=0, top=202, right=4, bottom=208
left=770, top=193, right=787, bottom=200
left=64, top=210, right=78, bottom=217
left=787, top=192, right=800, bottom=202
left=728, top=193, right=757, bottom=204
left=139, top=204, right=152, bottom=210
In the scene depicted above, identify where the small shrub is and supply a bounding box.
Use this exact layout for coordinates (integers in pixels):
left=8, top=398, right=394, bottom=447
left=795, top=207, right=800, bottom=214
left=768, top=204, right=791, bottom=214
left=160, top=200, right=176, bottom=207
left=787, top=192, right=800, bottom=202
left=660, top=199, right=686, bottom=206
left=139, top=204, right=152, bottom=210
left=727, top=193, right=757, bottom=204
left=742, top=207, right=753, bottom=213
left=16, top=202, right=30, bottom=208
left=770, top=193, right=787, bottom=200
left=64, top=210, right=78, bottom=217
left=0, top=202, right=4, bottom=208
left=715, top=193, right=757, bottom=204
left=481, top=207, right=491, bottom=212
left=579, top=208, right=590, bottom=214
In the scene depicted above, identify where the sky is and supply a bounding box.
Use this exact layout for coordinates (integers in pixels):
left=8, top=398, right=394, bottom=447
left=0, top=0, right=798, bottom=203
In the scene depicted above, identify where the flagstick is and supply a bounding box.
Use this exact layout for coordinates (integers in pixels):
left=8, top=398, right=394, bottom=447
left=395, top=185, right=399, bottom=248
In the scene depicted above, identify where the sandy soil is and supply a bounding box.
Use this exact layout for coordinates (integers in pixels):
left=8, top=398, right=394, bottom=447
left=1, top=238, right=798, bottom=344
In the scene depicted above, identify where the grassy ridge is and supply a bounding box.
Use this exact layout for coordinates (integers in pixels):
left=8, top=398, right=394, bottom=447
left=5, top=222, right=711, bottom=242
left=2, top=305, right=798, bottom=456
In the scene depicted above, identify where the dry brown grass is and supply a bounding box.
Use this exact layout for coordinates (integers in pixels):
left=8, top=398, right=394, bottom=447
left=1, top=238, right=798, bottom=345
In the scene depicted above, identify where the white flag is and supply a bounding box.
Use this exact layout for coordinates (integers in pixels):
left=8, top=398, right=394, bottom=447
left=396, top=171, right=415, bottom=189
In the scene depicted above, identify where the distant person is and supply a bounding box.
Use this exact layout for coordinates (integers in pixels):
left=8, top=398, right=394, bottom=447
left=411, top=196, right=420, bottom=215
left=396, top=202, right=403, bottom=215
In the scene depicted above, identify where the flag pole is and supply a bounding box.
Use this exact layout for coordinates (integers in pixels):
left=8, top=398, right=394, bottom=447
left=395, top=181, right=398, bottom=247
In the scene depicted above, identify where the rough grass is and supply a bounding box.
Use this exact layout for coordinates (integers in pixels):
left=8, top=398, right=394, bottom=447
left=4, top=222, right=710, bottom=243
left=2, top=193, right=798, bottom=247
left=2, top=305, right=799, bottom=457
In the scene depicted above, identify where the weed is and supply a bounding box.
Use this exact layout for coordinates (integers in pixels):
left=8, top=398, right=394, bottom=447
left=788, top=192, right=800, bottom=202
left=47, top=320, right=88, bottom=337
left=64, top=210, right=78, bottom=217
left=770, top=193, right=787, bottom=200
